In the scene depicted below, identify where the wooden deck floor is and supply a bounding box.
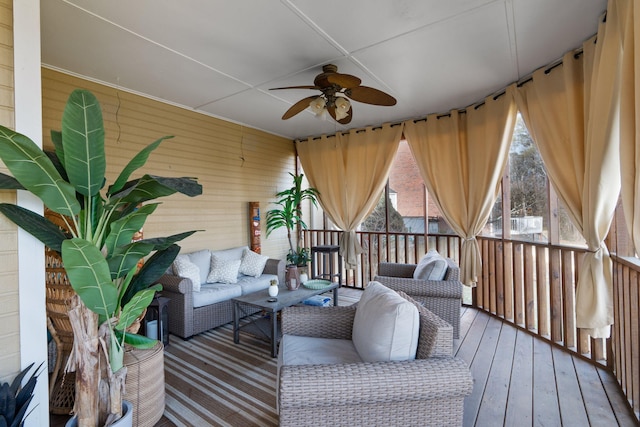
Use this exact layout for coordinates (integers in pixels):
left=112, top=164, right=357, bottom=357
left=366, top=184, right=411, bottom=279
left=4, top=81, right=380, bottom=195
left=51, top=289, right=639, bottom=426
left=456, top=306, right=638, bottom=427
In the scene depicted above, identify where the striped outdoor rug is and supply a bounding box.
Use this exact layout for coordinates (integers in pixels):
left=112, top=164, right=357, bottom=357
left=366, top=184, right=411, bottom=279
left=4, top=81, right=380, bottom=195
left=163, top=323, right=278, bottom=427
left=161, top=288, right=362, bottom=427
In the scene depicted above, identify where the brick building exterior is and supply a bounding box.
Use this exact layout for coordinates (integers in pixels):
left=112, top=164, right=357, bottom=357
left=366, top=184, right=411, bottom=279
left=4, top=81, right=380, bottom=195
left=388, top=140, right=443, bottom=233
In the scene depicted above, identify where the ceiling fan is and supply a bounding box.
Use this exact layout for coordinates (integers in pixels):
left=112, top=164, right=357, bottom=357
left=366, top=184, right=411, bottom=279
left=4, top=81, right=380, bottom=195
left=270, top=64, right=397, bottom=124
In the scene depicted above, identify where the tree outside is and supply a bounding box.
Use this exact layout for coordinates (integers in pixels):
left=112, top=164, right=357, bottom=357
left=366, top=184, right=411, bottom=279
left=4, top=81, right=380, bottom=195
left=361, top=192, right=407, bottom=233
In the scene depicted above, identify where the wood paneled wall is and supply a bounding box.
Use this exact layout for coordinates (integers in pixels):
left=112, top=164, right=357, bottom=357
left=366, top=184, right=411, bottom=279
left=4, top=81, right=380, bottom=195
left=0, top=0, right=20, bottom=382
left=41, top=68, right=297, bottom=260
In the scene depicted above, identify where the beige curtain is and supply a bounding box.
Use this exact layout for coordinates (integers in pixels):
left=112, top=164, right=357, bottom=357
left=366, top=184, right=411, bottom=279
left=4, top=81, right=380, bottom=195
left=404, top=88, right=517, bottom=286
left=514, top=11, right=622, bottom=338
left=297, top=124, right=404, bottom=268
left=617, top=0, right=640, bottom=254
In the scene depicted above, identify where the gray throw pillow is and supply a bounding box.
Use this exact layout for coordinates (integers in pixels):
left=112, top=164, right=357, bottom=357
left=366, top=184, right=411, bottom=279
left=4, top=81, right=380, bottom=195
left=413, top=250, right=448, bottom=280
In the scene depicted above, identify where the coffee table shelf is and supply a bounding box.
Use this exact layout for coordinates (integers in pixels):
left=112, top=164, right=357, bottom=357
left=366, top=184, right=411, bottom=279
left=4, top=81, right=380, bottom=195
left=232, top=282, right=339, bottom=357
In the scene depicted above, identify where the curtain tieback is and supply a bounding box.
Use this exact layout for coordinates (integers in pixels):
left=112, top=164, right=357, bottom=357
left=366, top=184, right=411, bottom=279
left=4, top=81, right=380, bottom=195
left=463, top=236, right=476, bottom=242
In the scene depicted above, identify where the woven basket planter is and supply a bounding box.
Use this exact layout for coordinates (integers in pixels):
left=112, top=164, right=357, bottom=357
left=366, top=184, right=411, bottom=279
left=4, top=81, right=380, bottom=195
left=124, top=341, right=165, bottom=427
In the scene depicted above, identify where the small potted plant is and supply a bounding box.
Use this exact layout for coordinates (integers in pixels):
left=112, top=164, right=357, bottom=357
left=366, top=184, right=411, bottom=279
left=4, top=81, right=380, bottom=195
left=266, top=173, right=318, bottom=278
left=0, top=89, right=202, bottom=426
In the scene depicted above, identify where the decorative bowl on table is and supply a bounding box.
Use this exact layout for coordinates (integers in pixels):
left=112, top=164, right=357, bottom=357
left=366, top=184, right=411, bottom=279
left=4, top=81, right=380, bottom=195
left=302, top=279, right=332, bottom=289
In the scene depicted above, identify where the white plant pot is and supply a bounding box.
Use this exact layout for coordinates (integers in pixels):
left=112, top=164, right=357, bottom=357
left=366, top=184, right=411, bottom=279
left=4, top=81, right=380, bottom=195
left=65, top=400, right=133, bottom=427
left=268, top=285, right=279, bottom=297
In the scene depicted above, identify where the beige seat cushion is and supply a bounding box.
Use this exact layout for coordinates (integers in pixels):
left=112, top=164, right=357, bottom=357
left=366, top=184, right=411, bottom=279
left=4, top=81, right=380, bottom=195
left=279, top=335, right=362, bottom=366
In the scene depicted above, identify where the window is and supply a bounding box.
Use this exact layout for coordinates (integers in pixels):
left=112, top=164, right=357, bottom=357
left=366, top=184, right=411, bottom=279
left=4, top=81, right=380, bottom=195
left=508, top=114, right=549, bottom=243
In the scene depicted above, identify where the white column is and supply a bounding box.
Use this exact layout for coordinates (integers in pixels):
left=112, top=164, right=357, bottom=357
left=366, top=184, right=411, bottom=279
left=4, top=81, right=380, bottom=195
left=13, top=1, right=47, bottom=426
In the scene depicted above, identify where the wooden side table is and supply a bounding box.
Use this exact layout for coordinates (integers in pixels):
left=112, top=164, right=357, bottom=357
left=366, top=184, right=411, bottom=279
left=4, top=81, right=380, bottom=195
left=310, top=245, right=343, bottom=285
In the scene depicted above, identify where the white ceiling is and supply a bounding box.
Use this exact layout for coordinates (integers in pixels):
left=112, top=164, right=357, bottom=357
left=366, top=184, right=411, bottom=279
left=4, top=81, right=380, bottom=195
left=40, top=0, right=607, bottom=140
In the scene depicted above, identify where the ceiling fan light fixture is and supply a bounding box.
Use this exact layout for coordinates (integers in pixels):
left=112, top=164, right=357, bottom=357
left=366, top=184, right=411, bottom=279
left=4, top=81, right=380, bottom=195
left=309, top=96, right=327, bottom=116
left=334, top=97, right=350, bottom=120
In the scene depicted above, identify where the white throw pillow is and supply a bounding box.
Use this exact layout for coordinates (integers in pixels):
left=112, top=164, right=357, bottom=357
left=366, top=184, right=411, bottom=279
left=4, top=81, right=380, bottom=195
left=172, top=255, right=202, bottom=292
left=352, top=281, right=420, bottom=362
left=186, top=249, right=212, bottom=285
left=207, top=255, right=241, bottom=284
left=239, top=249, right=269, bottom=278
left=413, top=249, right=448, bottom=280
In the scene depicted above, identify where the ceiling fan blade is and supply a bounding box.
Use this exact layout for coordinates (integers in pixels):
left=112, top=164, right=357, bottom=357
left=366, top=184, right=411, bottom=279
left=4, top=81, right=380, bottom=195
left=270, top=85, right=319, bottom=90
left=326, top=73, right=361, bottom=88
left=346, top=86, right=397, bottom=106
left=282, top=96, right=319, bottom=120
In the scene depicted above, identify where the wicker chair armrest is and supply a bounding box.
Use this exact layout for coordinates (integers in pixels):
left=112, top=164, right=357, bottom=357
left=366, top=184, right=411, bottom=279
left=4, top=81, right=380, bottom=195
left=264, top=258, right=286, bottom=285
left=281, top=306, right=356, bottom=339
left=279, top=357, right=472, bottom=409
left=394, top=290, right=453, bottom=358
left=156, top=274, right=193, bottom=295
left=377, top=262, right=417, bottom=278
left=374, top=275, right=463, bottom=299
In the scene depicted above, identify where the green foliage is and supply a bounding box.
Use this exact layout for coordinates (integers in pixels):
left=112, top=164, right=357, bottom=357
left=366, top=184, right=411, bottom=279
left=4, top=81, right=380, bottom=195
left=361, top=193, right=407, bottom=233
left=0, top=89, right=203, bottom=374
left=266, top=173, right=319, bottom=255
left=287, top=246, right=310, bottom=266
left=0, top=362, right=42, bottom=427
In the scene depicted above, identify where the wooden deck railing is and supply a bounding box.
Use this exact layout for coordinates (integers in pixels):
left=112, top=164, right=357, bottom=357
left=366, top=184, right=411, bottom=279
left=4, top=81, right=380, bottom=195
left=302, top=229, right=639, bottom=419
left=611, top=255, right=640, bottom=419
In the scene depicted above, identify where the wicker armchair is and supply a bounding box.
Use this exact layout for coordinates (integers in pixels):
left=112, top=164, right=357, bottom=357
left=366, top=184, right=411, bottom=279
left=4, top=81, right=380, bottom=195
left=374, top=258, right=463, bottom=338
left=278, top=295, right=473, bottom=427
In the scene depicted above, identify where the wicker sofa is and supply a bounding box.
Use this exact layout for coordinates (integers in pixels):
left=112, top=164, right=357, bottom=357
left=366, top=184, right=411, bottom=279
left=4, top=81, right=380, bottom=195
left=277, top=283, right=473, bottom=427
left=156, top=246, right=285, bottom=339
left=374, top=257, right=463, bottom=338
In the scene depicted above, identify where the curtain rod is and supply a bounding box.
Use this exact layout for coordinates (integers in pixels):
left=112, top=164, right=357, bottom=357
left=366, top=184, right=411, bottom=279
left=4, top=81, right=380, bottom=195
left=298, top=23, right=601, bottom=143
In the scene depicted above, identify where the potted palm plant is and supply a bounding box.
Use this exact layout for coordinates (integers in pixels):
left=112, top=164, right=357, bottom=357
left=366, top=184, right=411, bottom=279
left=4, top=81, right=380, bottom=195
left=265, top=173, right=319, bottom=278
left=0, top=89, right=202, bottom=426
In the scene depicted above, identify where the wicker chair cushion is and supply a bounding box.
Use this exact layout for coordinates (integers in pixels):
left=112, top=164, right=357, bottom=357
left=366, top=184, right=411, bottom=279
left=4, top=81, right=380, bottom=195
left=207, top=255, right=241, bottom=284
left=352, top=281, right=419, bottom=362
left=172, top=255, right=202, bottom=292
left=239, top=248, right=269, bottom=278
left=280, top=335, right=362, bottom=365
left=413, top=250, right=448, bottom=281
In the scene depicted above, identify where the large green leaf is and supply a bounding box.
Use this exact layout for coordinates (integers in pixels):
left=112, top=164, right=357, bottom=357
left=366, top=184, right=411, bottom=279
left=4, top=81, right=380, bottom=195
left=61, top=90, right=105, bottom=197
left=44, top=151, right=69, bottom=182
left=108, top=136, right=173, bottom=195
left=104, top=203, right=158, bottom=256
left=135, top=230, right=199, bottom=251
left=0, top=204, right=69, bottom=252
left=116, top=286, right=160, bottom=331
left=114, top=329, right=158, bottom=349
left=61, top=238, right=118, bottom=319
left=0, top=126, right=80, bottom=217
left=107, top=242, right=155, bottom=280
left=111, top=175, right=202, bottom=206
left=121, top=244, right=178, bottom=306
left=0, top=173, right=23, bottom=190
left=50, top=130, right=65, bottom=167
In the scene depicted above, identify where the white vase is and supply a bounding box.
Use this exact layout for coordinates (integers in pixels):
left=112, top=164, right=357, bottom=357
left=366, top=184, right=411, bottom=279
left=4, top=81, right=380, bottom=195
left=300, top=273, right=308, bottom=284
left=268, top=285, right=279, bottom=297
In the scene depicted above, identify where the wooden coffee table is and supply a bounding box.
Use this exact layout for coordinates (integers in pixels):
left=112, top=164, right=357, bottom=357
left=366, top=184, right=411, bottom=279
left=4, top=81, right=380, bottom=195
left=232, top=282, right=339, bottom=357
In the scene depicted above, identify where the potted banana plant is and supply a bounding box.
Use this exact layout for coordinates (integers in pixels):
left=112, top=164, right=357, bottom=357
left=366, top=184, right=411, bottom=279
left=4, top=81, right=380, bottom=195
left=0, top=89, right=202, bottom=426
